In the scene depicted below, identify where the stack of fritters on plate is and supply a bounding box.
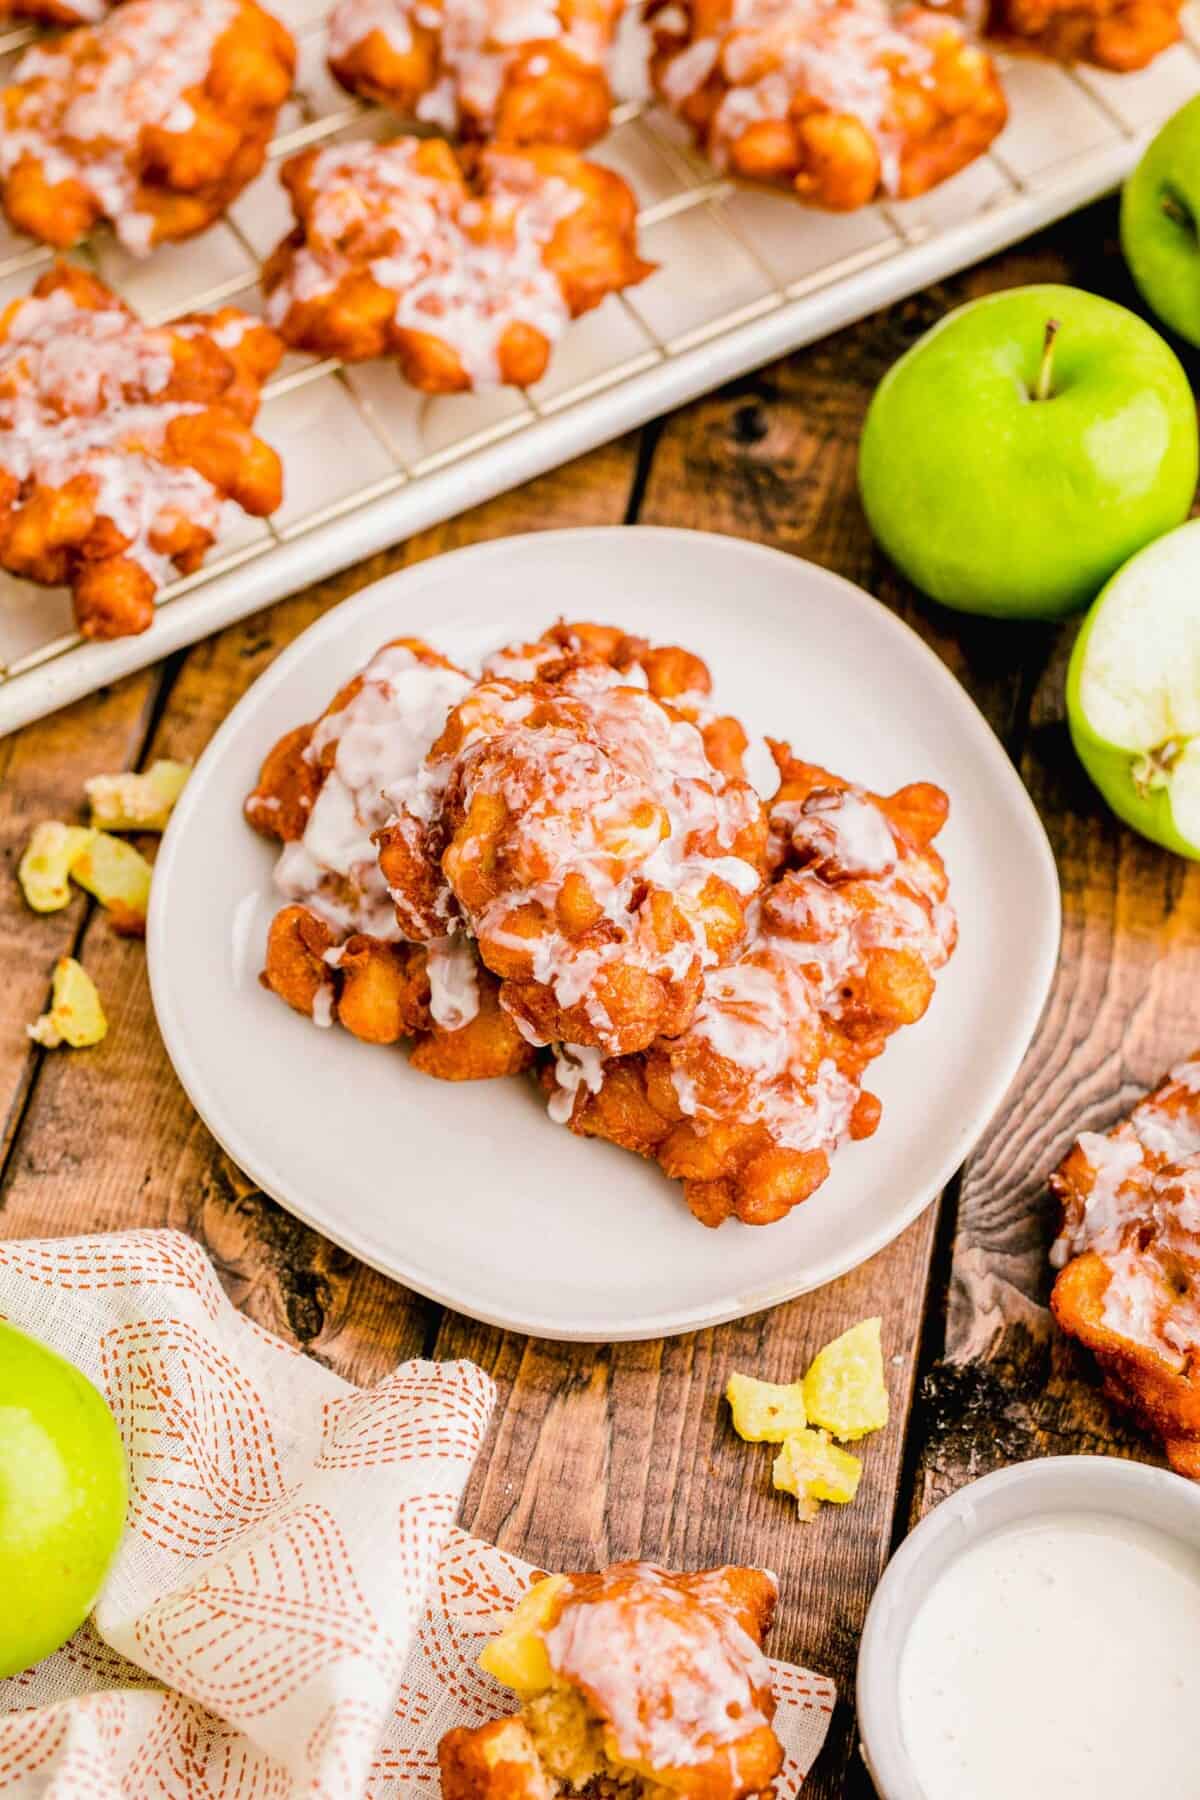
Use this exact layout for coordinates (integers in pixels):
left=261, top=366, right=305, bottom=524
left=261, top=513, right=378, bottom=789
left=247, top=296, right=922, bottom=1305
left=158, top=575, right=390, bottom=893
left=247, top=618, right=957, bottom=1226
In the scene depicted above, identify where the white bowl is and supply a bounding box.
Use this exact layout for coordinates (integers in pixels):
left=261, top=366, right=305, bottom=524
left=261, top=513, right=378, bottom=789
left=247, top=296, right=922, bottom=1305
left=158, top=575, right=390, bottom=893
left=856, top=1455, right=1200, bottom=1798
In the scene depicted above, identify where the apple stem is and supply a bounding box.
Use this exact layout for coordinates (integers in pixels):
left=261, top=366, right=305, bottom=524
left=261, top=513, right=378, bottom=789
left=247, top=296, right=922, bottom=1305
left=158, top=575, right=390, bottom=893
left=1162, top=189, right=1195, bottom=234
left=1034, top=318, right=1060, bottom=403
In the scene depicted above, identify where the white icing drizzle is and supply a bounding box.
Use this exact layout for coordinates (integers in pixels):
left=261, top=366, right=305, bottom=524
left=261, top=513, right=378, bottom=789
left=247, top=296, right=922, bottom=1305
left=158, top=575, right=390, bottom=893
left=385, top=661, right=763, bottom=1051
left=426, top=931, right=481, bottom=1029
left=265, top=139, right=582, bottom=389
left=548, top=1041, right=606, bottom=1122
left=543, top=1565, right=775, bottom=1768
left=1049, top=1128, right=1145, bottom=1269
left=0, top=284, right=237, bottom=585
left=328, top=0, right=609, bottom=133
left=660, top=783, right=953, bottom=1151
left=656, top=0, right=955, bottom=195
left=273, top=642, right=474, bottom=952
left=2, top=0, right=238, bottom=254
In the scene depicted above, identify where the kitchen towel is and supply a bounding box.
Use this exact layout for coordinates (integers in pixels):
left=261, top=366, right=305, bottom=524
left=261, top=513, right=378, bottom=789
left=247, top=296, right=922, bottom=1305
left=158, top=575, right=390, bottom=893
left=0, top=1230, right=836, bottom=1796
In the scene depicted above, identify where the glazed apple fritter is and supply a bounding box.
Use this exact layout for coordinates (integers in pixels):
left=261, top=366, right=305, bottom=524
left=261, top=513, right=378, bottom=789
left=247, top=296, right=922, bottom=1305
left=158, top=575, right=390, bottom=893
left=0, top=0, right=118, bottom=18
left=548, top=745, right=956, bottom=1226
left=261, top=137, right=651, bottom=392
left=440, top=1563, right=782, bottom=1800
left=650, top=0, right=1008, bottom=210
left=1050, top=1055, right=1200, bottom=1477
left=375, top=633, right=768, bottom=1059
left=969, top=0, right=1181, bottom=67
left=245, top=635, right=533, bottom=1080
left=0, top=262, right=283, bottom=640
left=327, top=0, right=622, bottom=147
left=0, top=0, right=295, bottom=255
left=480, top=619, right=753, bottom=779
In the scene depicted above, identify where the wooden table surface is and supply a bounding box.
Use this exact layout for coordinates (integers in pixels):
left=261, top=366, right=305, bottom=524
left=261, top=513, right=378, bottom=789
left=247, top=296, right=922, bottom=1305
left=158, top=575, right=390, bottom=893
left=2, top=189, right=1198, bottom=1796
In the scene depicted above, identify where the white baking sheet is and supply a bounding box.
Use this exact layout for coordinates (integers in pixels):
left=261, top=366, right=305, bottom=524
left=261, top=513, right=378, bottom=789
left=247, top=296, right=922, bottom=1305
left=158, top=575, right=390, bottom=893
left=1, top=0, right=1198, bottom=734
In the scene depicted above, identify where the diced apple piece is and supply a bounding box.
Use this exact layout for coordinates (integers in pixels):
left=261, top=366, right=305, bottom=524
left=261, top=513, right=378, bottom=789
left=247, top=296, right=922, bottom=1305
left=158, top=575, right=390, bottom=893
left=69, top=833, right=153, bottom=936
left=478, top=1574, right=568, bottom=1697
left=803, top=1317, right=889, bottom=1442
left=27, top=958, right=107, bottom=1049
left=726, top=1371, right=807, bottom=1442
left=18, top=822, right=97, bottom=913
left=772, top=1430, right=862, bottom=1520
left=85, top=759, right=190, bottom=832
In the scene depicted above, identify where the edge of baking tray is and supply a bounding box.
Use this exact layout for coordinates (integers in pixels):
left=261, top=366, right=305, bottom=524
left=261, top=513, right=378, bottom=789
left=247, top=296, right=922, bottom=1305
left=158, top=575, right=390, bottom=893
left=0, top=127, right=1159, bottom=737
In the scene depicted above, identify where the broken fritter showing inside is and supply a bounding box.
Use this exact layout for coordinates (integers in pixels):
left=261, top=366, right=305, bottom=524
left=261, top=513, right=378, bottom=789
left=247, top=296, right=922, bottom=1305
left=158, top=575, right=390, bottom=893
left=440, top=1561, right=783, bottom=1800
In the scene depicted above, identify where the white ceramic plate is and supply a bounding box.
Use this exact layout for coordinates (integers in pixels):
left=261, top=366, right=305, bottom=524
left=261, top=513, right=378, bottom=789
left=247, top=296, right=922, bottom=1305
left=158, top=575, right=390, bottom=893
left=148, top=528, right=1060, bottom=1341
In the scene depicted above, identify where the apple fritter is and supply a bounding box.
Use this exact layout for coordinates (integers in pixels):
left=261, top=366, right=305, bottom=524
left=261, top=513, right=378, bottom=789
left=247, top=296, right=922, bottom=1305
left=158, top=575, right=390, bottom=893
left=376, top=649, right=768, bottom=1058
left=1050, top=1055, right=1200, bottom=1477
left=649, top=0, right=1007, bottom=210
left=481, top=619, right=753, bottom=777
left=548, top=745, right=956, bottom=1226
left=977, top=0, right=1180, bottom=67
left=327, top=0, right=621, bottom=147
left=0, top=0, right=117, bottom=18
left=261, top=137, right=651, bottom=392
left=440, top=1563, right=782, bottom=1800
left=0, top=263, right=282, bottom=641
left=0, top=0, right=295, bottom=255
left=246, top=635, right=533, bottom=1080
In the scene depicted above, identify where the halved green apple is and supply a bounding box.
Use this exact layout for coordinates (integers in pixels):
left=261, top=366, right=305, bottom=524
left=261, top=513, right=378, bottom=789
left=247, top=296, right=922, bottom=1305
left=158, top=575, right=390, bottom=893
left=1067, top=517, right=1200, bottom=859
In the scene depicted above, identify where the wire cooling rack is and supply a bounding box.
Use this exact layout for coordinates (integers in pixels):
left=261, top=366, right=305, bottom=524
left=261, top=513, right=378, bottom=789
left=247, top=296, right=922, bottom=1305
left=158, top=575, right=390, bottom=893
left=1, top=0, right=1199, bottom=733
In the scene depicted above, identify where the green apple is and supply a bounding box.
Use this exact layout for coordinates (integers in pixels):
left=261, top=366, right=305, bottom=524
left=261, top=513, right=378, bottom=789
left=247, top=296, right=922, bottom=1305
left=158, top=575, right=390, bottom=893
left=1122, top=96, right=1200, bottom=348
left=0, top=1318, right=126, bottom=1677
left=1068, top=515, right=1200, bottom=859
left=858, top=284, right=1199, bottom=619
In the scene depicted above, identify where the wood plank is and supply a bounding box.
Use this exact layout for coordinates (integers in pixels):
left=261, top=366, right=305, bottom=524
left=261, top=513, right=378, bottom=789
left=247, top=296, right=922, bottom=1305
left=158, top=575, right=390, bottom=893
left=590, top=210, right=1125, bottom=1791
left=0, top=439, right=639, bottom=1370
left=0, top=672, right=161, bottom=1168
left=910, top=631, right=1200, bottom=1517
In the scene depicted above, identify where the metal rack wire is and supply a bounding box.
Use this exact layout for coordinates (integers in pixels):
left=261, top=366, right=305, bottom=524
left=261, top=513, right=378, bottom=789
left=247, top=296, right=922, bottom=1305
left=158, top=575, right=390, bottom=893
left=1, top=0, right=1198, bottom=732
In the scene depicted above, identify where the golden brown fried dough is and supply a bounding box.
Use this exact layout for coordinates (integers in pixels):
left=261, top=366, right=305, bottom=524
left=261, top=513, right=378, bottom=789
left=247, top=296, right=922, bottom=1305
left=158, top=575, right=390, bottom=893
left=440, top=1563, right=782, bottom=1800
left=550, top=746, right=955, bottom=1226
left=262, top=138, right=651, bottom=392
left=249, top=636, right=533, bottom=1081
left=376, top=652, right=767, bottom=1057
left=0, top=263, right=282, bottom=640
left=978, top=0, right=1180, bottom=66
left=0, top=0, right=295, bottom=254
left=650, top=0, right=1007, bottom=209
left=1050, top=1056, right=1200, bottom=1476
left=0, top=0, right=117, bottom=19
left=327, top=0, right=621, bottom=147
